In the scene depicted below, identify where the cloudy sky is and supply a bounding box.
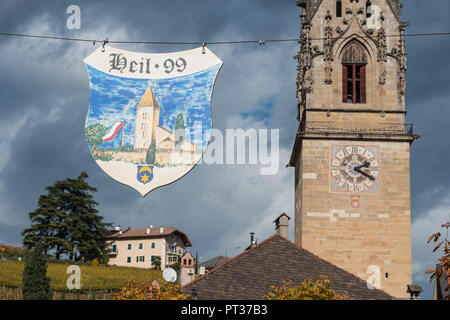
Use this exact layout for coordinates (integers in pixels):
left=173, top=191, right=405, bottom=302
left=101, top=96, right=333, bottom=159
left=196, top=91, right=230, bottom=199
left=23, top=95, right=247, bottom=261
left=0, top=0, right=449, bottom=299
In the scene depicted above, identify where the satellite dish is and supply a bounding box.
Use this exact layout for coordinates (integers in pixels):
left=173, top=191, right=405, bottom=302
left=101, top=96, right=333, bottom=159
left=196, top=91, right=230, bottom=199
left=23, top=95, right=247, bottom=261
left=163, top=268, right=177, bottom=283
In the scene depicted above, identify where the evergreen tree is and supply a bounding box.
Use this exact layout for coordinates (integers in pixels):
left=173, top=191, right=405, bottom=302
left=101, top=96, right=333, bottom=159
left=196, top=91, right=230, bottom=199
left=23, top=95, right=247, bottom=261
left=174, top=113, right=185, bottom=146
left=146, top=141, right=156, bottom=164
left=64, top=172, right=111, bottom=261
left=195, top=251, right=199, bottom=275
left=22, top=244, right=52, bottom=300
left=22, top=172, right=111, bottom=261
left=22, top=192, right=70, bottom=259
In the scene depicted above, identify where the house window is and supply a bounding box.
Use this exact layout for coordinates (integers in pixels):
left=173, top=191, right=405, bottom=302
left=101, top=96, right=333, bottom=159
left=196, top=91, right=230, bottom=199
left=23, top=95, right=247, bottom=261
left=151, top=243, right=155, bottom=249
left=128, top=244, right=132, bottom=250
left=336, top=1, right=342, bottom=18
left=139, top=243, right=143, bottom=250
left=112, top=244, right=117, bottom=252
left=139, top=256, right=145, bottom=262
left=341, top=42, right=367, bottom=104
left=127, top=257, right=131, bottom=263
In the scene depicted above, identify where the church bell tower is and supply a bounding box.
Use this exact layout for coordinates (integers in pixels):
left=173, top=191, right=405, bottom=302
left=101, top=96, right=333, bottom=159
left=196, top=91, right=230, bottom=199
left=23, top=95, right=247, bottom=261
left=288, top=0, right=417, bottom=298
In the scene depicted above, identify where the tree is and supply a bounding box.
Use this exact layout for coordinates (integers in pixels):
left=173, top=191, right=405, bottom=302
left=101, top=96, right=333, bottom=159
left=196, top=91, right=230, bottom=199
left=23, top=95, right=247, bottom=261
left=63, top=172, right=111, bottom=261
left=426, top=221, right=450, bottom=300
left=264, top=276, right=348, bottom=300
left=22, top=192, right=71, bottom=259
left=113, top=280, right=189, bottom=300
left=152, top=256, right=161, bottom=270
left=22, top=172, right=111, bottom=261
left=85, top=123, right=108, bottom=151
left=22, top=244, right=52, bottom=300
left=146, top=141, right=156, bottom=164
left=195, top=251, right=199, bottom=275
left=174, top=113, right=185, bottom=146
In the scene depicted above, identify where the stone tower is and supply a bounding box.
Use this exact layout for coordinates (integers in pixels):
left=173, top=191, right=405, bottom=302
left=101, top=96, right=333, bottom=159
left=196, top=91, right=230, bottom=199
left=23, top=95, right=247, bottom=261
left=179, top=251, right=196, bottom=287
left=288, top=0, right=417, bottom=298
left=134, top=84, right=160, bottom=152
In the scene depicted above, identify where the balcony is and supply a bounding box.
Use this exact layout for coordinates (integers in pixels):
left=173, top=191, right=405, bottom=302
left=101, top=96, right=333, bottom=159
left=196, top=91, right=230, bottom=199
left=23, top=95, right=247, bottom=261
left=299, top=122, right=415, bottom=138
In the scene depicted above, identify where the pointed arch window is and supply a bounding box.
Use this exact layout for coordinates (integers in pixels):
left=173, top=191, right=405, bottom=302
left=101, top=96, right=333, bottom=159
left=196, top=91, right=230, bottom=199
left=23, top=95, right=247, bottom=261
left=366, top=1, right=372, bottom=18
left=336, top=1, right=342, bottom=18
left=342, top=42, right=368, bottom=104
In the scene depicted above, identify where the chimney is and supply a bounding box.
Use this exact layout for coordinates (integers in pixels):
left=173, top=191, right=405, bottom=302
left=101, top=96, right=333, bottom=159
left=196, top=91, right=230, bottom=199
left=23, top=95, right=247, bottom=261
left=407, top=284, right=423, bottom=300
left=114, top=226, right=121, bottom=231
left=146, top=227, right=150, bottom=234
left=150, top=225, right=153, bottom=229
left=250, top=232, right=256, bottom=245
left=119, top=230, right=123, bottom=235
left=274, top=213, right=290, bottom=239
left=160, top=227, right=164, bottom=234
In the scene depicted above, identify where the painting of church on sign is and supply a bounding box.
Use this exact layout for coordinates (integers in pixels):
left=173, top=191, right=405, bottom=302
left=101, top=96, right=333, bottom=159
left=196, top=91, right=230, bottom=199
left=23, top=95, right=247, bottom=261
left=86, top=84, right=202, bottom=168
left=132, top=84, right=201, bottom=165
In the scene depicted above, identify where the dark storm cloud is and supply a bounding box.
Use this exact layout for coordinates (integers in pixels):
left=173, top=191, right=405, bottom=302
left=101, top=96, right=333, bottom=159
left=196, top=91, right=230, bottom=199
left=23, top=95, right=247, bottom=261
left=0, top=0, right=449, bottom=300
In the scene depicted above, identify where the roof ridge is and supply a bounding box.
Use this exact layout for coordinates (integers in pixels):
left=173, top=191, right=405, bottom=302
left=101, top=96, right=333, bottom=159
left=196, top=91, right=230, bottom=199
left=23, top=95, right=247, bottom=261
left=184, top=234, right=394, bottom=298
left=182, top=234, right=279, bottom=288
left=275, top=235, right=395, bottom=298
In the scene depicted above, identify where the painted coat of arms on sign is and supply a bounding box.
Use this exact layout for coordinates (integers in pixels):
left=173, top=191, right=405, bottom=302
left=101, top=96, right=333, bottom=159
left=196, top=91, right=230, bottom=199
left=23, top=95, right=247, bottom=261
left=84, top=45, right=223, bottom=196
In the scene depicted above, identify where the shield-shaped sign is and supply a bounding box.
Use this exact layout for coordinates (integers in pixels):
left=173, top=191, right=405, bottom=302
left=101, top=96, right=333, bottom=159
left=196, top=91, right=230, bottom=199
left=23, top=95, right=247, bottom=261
left=84, top=45, right=223, bottom=196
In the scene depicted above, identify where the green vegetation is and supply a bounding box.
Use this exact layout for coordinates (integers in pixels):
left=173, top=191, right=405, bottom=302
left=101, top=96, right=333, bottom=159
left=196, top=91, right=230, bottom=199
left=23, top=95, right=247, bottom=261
left=146, top=141, right=156, bottom=164
left=0, top=243, right=24, bottom=260
left=174, top=113, right=185, bottom=145
left=22, top=245, right=52, bottom=300
left=21, top=172, right=111, bottom=262
left=103, top=145, right=134, bottom=153
left=152, top=256, right=161, bottom=270
left=85, top=123, right=108, bottom=151
left=93, top=152, right=114, bottom=161
left=1, top=261, right=162, bottom=291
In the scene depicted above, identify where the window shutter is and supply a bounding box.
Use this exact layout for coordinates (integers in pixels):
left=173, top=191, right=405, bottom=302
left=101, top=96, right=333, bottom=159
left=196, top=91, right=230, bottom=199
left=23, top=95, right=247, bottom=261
left=342, top=65, right=348, bottom=103
left=360, top=65, right=366, bottom=103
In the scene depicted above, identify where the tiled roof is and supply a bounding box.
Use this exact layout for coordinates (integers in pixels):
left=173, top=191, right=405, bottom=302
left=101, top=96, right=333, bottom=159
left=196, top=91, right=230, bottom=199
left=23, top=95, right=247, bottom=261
left=183, top=235, right=393, bottom=300
left=105, top=227, right=192, bottom=246
left=200, top=256, right=231, bottom=269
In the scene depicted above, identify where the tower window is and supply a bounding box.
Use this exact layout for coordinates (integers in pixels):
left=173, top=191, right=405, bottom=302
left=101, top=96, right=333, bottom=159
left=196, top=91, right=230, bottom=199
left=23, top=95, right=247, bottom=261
left=336, top=1, right=342, bottom=17
left=366, top=1, right=372, bottom=18
left=341, top=42, right=367, bottom=104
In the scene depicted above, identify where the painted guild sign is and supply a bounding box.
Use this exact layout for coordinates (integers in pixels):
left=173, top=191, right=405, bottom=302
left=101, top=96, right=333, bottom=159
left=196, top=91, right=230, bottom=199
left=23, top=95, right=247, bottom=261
left=84, top=45, right=223, bottom=196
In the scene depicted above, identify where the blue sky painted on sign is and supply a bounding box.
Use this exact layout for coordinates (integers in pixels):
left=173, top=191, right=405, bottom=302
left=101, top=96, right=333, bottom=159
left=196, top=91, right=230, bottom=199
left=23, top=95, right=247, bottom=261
left=85, top=65, right=148, bottom=148
left=150, top=64, right=221, bottom=150
left=85, top=64, right=220, bottom=150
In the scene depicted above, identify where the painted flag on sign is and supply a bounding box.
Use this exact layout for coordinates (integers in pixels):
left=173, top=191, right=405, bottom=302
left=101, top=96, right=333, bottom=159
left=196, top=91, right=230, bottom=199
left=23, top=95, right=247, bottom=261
left=102, top=121, right=125, bottom=142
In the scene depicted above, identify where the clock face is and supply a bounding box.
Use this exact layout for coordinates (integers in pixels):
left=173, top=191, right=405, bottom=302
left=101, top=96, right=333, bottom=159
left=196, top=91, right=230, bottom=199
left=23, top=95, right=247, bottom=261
left=331, top=145, right=380, bottom=193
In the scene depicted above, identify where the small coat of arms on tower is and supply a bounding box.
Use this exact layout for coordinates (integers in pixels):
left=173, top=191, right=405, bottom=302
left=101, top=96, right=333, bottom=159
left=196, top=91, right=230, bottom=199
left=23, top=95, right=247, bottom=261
left=83, top=45, right=223, bottom=196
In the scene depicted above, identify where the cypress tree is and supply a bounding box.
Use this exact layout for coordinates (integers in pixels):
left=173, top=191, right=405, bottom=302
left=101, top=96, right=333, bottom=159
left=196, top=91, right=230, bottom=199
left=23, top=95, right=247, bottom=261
left=146, top=141, right=156, bottom=164
left=22, top=244, right=52, bottom=300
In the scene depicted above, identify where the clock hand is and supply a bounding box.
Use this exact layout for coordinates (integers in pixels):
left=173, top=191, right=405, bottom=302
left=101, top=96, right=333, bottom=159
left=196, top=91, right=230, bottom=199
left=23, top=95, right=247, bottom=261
left=354, top=167, right=376, bottom=181
left=354, top=161, right=371, bottom=171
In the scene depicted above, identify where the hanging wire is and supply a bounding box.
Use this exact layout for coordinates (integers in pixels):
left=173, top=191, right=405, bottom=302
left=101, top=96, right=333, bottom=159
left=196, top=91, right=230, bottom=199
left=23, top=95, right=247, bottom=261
left=0, top=31, right=450, bottom=46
